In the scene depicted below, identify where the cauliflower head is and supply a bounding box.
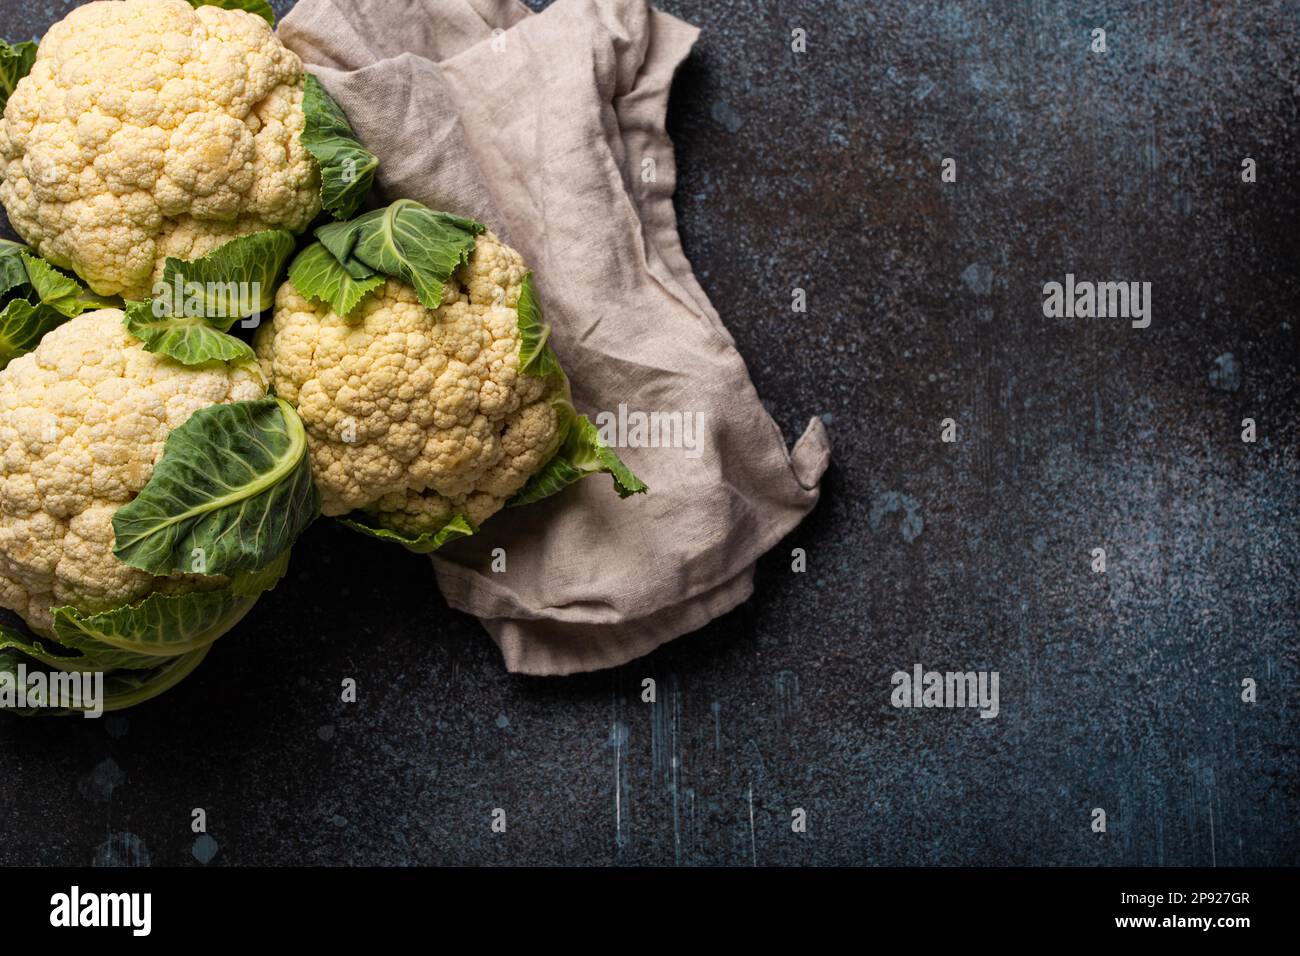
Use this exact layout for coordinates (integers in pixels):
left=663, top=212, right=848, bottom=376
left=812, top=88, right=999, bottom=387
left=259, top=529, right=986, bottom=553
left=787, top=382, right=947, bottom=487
left=256, top=231, right=567, bottom=535
left=0, top=308, right=265, bottom=634
left=0, top=0, right=320, bottom=299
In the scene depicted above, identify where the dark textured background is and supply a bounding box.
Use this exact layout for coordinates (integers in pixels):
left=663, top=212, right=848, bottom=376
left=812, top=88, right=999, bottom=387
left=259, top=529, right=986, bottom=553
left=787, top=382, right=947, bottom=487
left=0, top=0, right=1297, bottom=866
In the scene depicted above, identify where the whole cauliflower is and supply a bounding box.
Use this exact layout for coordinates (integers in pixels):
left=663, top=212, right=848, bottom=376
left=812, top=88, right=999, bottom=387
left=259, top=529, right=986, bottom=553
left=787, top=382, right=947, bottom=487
left=0, top=308, right=265, bottom=634
left=0, top=0, right=320, bottom=299
left=256, top=232, right=567, bottom=535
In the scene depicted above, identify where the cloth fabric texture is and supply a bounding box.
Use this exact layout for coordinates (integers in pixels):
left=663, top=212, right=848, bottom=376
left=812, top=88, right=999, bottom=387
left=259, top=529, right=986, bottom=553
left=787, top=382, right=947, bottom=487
left=278, top=0, right=831, bottom=675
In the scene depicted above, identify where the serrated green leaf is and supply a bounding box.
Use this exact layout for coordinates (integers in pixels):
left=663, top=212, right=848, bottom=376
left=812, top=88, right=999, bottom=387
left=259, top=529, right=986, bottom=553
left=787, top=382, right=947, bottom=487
left=52, top=589, right=257, bottom=661
left=316, top=199, right=484, bottom=310
left=301, top=74, right=378, bottom=221
left=19, top=252, right=116, bottom=317
left=516, top=271, right=564, bottom=377
left=123, top=300, right=257, bottom=366
left=0, top=39, right=36, bottom=114
left=3, top=618, right=146, bottom=672
left=0, top=622, right=90, bottom=670
left=509, top=402, right=648, bottom=507
left=20, top=252, right=83, bottom=315
left=4, top=616, right=159, bottom=672
left=287, top=242, right=383, bottom=318
left=186, top=0, right=275, bottom=26
left=0, top=239, right=29, bottom=299
left=112, top=398, right=320, bottom=577
left=159, top=229, right=295, bottom=330
left=338, top=512, right=476, bottom=554
left=0, top=298, right=66, bottom=369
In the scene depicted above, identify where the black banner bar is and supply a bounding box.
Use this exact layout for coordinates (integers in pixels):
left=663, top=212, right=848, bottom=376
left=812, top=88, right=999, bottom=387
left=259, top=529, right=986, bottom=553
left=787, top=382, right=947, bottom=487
left=2, top=866, right=1286, bottom=941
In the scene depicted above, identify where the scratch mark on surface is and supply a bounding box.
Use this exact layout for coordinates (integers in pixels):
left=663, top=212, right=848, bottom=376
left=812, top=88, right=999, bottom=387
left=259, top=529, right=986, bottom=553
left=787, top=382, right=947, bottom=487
left=614, top=720, right=622, bottom=840
left=748, top=783, right=756, bottom=866
left=93, top=832, right=149, bottom=867
left=609, top=685, right=629, bottom=855
left=775, top=671, right=801, bottom=729
left=650, top=673, right=677, bottom=783
left=669, top=683, right=682, bottom=865
left=687, top=787, right=696, bottom=860
left=672, top=754, right=681, bottom=865
left=1208, top=785, right=1216, bottom=867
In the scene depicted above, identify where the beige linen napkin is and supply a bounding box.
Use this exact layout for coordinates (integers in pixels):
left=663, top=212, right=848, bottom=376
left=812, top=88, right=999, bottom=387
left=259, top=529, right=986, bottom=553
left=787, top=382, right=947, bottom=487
left=279, top=0, right=831, bottom=674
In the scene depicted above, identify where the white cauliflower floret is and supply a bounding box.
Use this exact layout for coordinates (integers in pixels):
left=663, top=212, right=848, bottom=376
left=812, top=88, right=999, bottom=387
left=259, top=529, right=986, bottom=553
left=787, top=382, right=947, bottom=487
left=256, top=232, right=566, bottom=533
left=0, top=309, right=265, bottom=634
left=0, top=0, right=320, bottom=298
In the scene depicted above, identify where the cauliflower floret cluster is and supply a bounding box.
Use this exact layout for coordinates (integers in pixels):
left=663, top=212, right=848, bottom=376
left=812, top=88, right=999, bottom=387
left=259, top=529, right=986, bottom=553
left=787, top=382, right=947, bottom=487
left=256, top=232, right=566, bottom=533
left=0, top=309, right=265, bottom=634
left=0, top=0, right=320, bottom=299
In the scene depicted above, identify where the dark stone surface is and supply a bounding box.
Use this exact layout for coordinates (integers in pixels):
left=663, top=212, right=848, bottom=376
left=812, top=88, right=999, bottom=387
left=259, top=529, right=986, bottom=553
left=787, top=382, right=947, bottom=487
left=0, top=0, right=1296, bottom=866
